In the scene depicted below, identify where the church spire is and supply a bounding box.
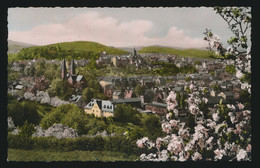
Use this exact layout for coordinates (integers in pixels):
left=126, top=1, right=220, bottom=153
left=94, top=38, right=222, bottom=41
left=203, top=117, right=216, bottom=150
left=70, top=58, right=76, bottom=75
left=61, top=58, right=67, bottom=80
left=134, top=47, right=137, bottom=56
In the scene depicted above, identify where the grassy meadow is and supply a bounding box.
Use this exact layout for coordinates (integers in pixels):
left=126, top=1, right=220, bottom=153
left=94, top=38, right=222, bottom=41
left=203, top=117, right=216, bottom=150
left=8, top=148, right=139, bottom=161
left=138, top=46, right=210, bottom=59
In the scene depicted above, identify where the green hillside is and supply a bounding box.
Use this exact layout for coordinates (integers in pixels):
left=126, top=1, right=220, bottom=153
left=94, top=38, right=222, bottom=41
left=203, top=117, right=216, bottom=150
left=16, top=41, right=129, bottom=60
left=138, top=46, right=211, bottom=59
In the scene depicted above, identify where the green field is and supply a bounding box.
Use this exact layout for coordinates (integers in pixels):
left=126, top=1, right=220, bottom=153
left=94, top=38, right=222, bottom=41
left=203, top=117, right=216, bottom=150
left=138, top=46, right=211, bottom=59
left=8, top=148, right=139, bottom=161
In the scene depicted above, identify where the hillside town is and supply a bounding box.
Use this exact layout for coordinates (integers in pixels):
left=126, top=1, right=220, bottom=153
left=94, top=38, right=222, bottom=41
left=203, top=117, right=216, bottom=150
left=6, top=6, right=252, bottom=163
left=8, top=48, right=247, bottom=122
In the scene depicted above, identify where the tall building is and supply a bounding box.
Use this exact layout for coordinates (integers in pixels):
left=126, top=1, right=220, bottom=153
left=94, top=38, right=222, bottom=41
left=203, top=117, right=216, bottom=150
left=70, top=58, right=76, bottom=75
left=60, top=58, right=86, bottom=89
left=68, top=58, right=77, bottom=85
left=61, top=58, right=67, bottom=80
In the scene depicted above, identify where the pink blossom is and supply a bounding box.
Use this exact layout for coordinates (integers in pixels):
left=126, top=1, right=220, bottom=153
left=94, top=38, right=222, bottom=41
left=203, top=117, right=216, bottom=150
left=202, top=97, right=208, bottom=104
left=161, top=122, right=172, bottom=134
left=242, top=110, right=251, bottom=117
left=227, top=104, right=236, bottom=111
left=169, top=119, right=179, bottom=127
left=192, top=152, right=202, bottom=161
left=214, top=149, right=226, bottom=160
left=189, top=104, right=198, bottom=115
left=237, top=103, right=244, bottom=110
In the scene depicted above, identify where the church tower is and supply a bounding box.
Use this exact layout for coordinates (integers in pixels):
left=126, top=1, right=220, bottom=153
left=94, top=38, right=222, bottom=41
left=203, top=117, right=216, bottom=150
left=134, top=47, right=137, bottom=56
left=70, top=58, right=77, bottom=84
left=70, top=58, right=76, bottom=75
left=61, top=58, right=67, bottom=80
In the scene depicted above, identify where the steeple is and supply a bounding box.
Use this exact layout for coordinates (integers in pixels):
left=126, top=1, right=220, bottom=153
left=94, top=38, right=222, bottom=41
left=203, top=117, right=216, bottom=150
left=70, top=58, right=76, bottom=75
left=61, top=58, right=67, bottom=80
left=134, top=47, right=137, bottom=56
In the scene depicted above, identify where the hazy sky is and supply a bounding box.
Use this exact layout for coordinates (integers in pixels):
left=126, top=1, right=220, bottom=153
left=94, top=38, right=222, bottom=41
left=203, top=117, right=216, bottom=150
left=8, top=7, right=243, bottom=48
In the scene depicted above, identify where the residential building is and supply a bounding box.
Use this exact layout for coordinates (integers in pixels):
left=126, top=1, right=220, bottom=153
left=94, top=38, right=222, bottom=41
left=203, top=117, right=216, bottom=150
left=145, top=101, right=167, bottom=116
left=70, top=95, right=86, bottom=108
left=84, top=99, right=114, bottom=117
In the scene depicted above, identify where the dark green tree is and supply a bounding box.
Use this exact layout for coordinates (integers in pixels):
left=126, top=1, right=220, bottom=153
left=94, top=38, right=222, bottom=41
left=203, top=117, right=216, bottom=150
left=134, top=84, right=146, bottom=96
left=144, top=89, right=155, bottom=103
left=47, top=78, right=73, bottom=100
left=82, top=88, right=94, bottom=103
left=143, top=114, right=164, bottom=141
left=8, top=100, right=41, bottom=126
left=18, top=120, right=35, bottom=137
left=113, top=104, right=140, bottom=125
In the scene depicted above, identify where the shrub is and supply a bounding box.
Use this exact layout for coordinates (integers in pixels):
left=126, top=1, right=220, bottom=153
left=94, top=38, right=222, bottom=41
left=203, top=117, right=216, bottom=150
left=8, top=133, right=153, bottom=155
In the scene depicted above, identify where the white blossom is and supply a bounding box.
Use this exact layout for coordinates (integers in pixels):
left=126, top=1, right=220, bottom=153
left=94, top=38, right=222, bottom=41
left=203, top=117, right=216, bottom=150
left=50, top=97, right=70, bottom=107
left=212, top=112, right=220, bottom=122
left=227, top=104, right=236, bottom=111
left=228, top=112, right=236, bottom=124
left=7, top=117, right=15, bottom=131
left=173, top=109, right=179, bottom=117
left=192, top=152, right=202, bottom=161
left=236, top=69, right=244, bottom=79
left=214, top=149, right=226, bottom=160
left=237, top=103, right=244, bottom=110
left=32, top=126, right=45, bottom=137
left=158, top=150, right=169, bottom=161
left=236, top=149, right=248, bottom=161
left=24, top=92, right=36, bottom=101
left=44, top=124, right=78, bottom=139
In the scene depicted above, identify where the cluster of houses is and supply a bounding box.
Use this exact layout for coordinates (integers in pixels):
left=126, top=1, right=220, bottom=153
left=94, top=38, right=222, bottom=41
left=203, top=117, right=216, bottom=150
left=8, top=49, right=244, bottom=121
left=96, top=48, right=150, bottom=68
left=84, top=52, right=243, bottom=119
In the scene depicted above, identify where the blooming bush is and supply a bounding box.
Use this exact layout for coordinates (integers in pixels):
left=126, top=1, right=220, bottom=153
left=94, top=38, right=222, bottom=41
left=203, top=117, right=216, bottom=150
left=137, top=93, right=251, bottom=161
left=32, top=124, right=78, bottom=139
left=23, top=91, right=69, bottom=107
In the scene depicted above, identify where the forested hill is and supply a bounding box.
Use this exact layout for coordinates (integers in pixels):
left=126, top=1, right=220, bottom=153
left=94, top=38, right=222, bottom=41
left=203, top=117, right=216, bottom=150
left=16, top=41, right=129, bottom=60
left=138, top=46, right=210, bottom=59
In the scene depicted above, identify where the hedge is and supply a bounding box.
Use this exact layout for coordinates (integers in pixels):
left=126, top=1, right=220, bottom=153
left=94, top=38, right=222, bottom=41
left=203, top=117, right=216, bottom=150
left=8, top=133, right=155, bottom=155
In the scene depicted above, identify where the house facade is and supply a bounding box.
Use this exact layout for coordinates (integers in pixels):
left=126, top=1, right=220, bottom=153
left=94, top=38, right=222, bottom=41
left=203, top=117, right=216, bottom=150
left=84, top=99, right=114, bottom=117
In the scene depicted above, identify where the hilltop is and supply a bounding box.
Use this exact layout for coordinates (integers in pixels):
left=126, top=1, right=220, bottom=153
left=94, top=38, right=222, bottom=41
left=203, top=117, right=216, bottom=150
left=8, top=40, right=36, bottom=54
left=138, top=46, right=210, bottom=59
left=16, top=41, right=129, bottom=60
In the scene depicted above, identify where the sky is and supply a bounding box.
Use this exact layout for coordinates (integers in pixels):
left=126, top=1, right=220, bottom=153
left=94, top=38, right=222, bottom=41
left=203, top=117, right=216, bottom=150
left=8, top=7, right=244, bottom=48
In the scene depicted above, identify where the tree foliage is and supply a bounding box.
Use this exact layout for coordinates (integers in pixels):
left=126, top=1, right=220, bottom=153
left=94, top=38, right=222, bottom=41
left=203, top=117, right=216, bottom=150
left=40, top=104, right=88, bottom=135
left=8, top=99, right=41, bottom=127
left=113, top=104, right=141, bottom=125
left=142, top=115, right=164, bottom=141
left=134, top=84, right=146, bottom=96
left=47, top=78, right=73, bottom=100
left=18, top=120, right=36, bottom=137
left=225, top=65, right=236, bottom=74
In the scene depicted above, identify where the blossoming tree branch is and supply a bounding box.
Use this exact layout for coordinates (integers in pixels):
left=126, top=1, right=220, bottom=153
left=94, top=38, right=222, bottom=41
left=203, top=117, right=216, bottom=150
left=136, top=7, right=251, bottom=161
